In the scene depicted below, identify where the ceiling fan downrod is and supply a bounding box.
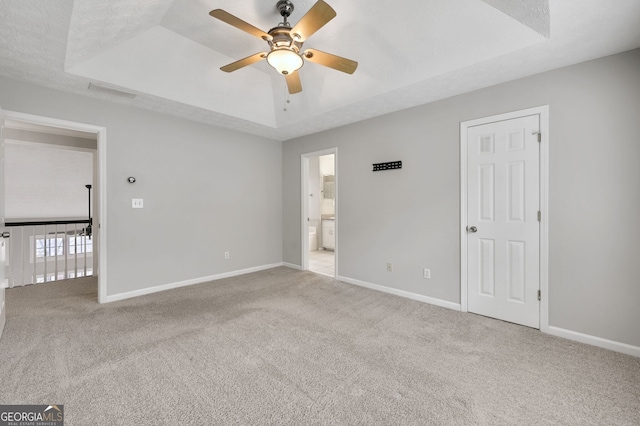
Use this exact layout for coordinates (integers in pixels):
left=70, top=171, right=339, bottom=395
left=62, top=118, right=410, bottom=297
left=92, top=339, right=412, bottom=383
left=276, top=0, right=295, bottom=26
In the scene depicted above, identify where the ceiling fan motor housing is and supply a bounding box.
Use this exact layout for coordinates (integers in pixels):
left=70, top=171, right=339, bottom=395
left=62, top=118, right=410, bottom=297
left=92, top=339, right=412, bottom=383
left=268, top=27, right=303, bottom=53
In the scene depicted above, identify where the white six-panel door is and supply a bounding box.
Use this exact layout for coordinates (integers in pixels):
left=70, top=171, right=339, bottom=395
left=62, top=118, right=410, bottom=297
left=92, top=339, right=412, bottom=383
left=467, top=114, right=540, bottom=328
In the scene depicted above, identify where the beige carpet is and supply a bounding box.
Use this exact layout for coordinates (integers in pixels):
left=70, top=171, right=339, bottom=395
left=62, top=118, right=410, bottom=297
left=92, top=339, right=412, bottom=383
left=0, top=267, right=638, bottom=425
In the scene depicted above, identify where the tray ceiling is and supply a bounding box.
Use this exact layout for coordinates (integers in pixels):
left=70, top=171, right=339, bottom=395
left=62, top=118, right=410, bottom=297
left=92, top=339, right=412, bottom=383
left=1, top=0, right=639, bottom=140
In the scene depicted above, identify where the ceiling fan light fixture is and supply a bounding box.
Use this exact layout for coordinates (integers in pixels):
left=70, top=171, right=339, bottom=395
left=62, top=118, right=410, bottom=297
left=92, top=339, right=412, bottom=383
left=267, top=48, right=303, bottom=75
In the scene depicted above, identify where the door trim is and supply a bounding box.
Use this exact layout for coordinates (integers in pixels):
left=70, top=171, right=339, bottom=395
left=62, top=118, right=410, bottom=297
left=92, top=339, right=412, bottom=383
left=4, top=110, right=108, bottom=303
left=301, top=148, right=337, bottom=274
left=460, top=106, right=549, bottom=331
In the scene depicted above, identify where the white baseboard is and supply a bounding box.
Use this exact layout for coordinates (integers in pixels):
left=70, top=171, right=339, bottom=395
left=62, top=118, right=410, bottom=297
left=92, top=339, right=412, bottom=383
left=283, top=262, right=302, bottom=270
left=336, top=275, right=461, bottom=312
left=547, top=326, right=640, bottom=358
left=101, top=265, right=639, bottom=358
left=104, top=263, right=283, bottom=303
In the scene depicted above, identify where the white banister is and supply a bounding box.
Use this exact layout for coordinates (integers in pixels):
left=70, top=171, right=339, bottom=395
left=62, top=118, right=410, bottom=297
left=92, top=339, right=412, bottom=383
left=4, top=220, right=93, bottom=287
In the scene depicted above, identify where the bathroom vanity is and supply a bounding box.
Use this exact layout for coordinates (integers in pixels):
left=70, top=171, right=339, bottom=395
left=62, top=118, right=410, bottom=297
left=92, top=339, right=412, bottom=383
left=322, top=219, right=335, bottom=250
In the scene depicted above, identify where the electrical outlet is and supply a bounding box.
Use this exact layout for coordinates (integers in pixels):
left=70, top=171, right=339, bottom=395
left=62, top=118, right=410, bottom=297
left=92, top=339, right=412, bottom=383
left=131, top=198, right=144, bottom=208
left=224, top=251, right=230, bottom=260
left=387, top=262, right=392, bottom=272
left=423, top=268, right=431, bottom=279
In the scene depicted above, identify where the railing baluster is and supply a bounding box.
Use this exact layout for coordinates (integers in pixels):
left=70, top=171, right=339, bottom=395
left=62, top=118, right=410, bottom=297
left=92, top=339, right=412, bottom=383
left=54, top=224, right=58, bottom=281
left=16, top=227, right=21, bottom=287
left=7, top=227, right=12, bottom=288
left=74, top=226, right=78, bottom=278
left=44, top=224, right=48, bottom=283
left=20, top=227, right=24, bottom=287
left=32, top=226, right=36, bottom=285
left=64, top=224, right=69, bottom=280
left=83, top=232, right=87, bottom=277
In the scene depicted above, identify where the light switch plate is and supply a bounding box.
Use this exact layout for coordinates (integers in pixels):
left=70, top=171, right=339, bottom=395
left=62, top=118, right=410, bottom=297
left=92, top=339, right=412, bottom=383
left=132, top=198, right=144, bottom=208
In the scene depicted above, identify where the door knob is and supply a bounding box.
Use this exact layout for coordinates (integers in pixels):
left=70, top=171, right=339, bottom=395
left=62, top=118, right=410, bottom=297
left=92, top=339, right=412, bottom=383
left=467, top=226, right=477, bottom=233
left=1, top=232, right=9, bottom=239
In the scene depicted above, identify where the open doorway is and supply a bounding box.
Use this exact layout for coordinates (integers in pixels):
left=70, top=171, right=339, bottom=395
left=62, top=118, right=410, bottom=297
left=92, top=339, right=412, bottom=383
left=4, top=124, right=96, bottom=284
left=2, top=110, right=107, bottom=302
left=302, top=149, right=336, bottom=277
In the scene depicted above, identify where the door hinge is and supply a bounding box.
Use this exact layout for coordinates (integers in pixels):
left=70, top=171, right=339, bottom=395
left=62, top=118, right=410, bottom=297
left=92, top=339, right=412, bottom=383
left=537, top=211, right=541, bottom=222
left=532, top=131, right=541, bottom=143
left=538, top=290, right=541, bottom=301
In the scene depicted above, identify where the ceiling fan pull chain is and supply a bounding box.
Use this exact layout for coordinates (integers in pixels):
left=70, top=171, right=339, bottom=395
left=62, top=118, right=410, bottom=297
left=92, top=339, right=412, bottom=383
left=283, top=81, right=291, bottom=111
left=283, top=82, right=288, bottom=111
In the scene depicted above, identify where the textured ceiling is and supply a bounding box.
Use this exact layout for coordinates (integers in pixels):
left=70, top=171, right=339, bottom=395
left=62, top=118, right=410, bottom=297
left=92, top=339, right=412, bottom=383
left=1, top=0, right=639, bottom=141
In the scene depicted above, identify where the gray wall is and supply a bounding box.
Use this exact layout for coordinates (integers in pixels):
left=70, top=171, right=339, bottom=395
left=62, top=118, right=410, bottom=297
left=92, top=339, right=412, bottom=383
left=0, top=78, right=282, bottom=298
left=283, top=49, right=640, bottom=347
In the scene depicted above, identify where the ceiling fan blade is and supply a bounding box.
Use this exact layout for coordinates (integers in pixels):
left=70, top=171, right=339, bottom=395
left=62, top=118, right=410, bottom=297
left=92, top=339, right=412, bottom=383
left=303, top=48, right=358, bottom=74
left=290, top=0, right=336, bottom=42
left=220, top=52, right=268, bottom=73
left=209, top=9, right=272, bottom=41
left=285, top=71, right=302, bottom=94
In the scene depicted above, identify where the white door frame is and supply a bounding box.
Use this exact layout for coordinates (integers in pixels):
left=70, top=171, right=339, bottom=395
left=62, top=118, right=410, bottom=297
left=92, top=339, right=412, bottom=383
left=460, top=106, right=549, bottom=332
left=4, top=110, right=108, bottom=303
left=1, top=105, right=6, bottom=340
left=301, top=148, right=338, bottom=274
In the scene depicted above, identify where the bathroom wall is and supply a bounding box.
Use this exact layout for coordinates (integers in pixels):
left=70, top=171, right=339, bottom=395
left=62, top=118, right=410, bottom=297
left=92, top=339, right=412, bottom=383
left=308, top=156, right=321, bottom=250
left=319, top=154, right=335, bottom=217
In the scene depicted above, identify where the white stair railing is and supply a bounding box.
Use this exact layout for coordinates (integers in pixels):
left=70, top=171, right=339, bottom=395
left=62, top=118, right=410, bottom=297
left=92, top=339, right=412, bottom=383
left=4, top=220, right=93, bottom=287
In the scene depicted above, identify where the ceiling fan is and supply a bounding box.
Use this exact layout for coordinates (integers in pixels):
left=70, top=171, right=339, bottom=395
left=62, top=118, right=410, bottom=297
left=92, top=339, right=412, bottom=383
left=209, top=0, right=358, bottom=94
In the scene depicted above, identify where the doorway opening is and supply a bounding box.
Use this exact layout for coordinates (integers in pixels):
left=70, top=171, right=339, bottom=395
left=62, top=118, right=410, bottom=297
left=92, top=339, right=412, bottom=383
left=2, top=110, right=107, bottom=303
left=301, top=148, right=337, bottom=277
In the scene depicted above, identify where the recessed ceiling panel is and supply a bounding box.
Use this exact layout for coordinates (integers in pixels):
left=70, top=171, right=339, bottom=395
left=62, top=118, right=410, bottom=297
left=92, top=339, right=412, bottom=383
left=270, top=0, right=546, bottom=127
left=164, top=0, right=547, bottom=115
left=66, top=26, right=277, bottom=127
